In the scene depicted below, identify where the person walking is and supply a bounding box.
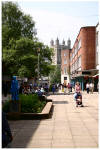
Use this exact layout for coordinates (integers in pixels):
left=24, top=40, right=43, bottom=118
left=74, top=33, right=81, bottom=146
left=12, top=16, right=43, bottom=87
left=97, top=82, right=99, bottom=93
left=67, top=83, right=71, bottom=94
left=64, top=83, right=67, bottom=94
left=62, top=83, right=64, bottom=92
left=52, top=84, right=56, bottom=94
left=89, top=82, right=94, bottom=94
left=86, top=82, right=90, bottom=94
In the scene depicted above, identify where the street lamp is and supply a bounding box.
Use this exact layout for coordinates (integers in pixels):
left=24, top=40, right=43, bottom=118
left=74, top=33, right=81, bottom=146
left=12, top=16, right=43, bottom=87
left=37, top=48, right=40, bottom=87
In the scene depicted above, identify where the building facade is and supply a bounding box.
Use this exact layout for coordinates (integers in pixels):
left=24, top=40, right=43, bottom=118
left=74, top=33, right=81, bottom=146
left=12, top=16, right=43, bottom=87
left=50, top=38, right=71, bottom=84
left=96, top=23, right=99, bottom=71
left=70, top=26, right=97, bottom=90
left=61, top=49, right=71, bottom=84
left=50, top=38, right=71, bottom=66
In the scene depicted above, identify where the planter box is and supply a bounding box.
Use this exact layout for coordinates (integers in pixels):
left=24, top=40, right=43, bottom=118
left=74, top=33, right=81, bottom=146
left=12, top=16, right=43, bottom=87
left=7, top=100, right=53, bottom=120
left=7, top=100, right=21, bottom=120
left=21, top=101, right=53, bottom=119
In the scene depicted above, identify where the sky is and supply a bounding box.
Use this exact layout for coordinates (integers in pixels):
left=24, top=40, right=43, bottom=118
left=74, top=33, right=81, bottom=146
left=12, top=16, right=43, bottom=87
left=2, top=0, right=100, bottom=47
left=17, top=0, right=99, bottom=48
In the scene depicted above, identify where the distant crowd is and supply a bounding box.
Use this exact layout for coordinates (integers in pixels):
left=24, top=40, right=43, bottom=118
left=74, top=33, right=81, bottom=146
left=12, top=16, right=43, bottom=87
left=2, top=80, right=99, bottom=98
left=86, top=82, right=99, bottom=94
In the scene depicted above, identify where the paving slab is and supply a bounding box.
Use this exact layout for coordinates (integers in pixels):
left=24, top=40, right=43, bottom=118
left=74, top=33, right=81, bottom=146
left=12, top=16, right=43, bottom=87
left=27, top=139, right=52, bottom=148
left=8, top=92, right=98, bottom=148
left=52, top=139, right=75, bottom=148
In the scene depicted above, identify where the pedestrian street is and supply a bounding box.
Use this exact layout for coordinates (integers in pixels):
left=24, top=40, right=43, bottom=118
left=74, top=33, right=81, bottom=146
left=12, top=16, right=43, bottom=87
left=9, top=92, right=98, bottom=148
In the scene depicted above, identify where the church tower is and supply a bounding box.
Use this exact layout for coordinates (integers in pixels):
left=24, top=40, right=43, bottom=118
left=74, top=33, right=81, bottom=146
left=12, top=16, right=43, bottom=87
left=62, top=39, right=65, bottom=45
left=50, top=39, right=54, bottom=47
left=67, top=38, right=71, bottom=49
left=55, top=37, right=59, bottom=46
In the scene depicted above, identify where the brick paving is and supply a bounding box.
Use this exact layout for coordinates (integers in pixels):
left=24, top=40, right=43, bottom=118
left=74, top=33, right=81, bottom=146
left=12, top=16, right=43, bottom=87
left=8, top=92, right=98, bottom=148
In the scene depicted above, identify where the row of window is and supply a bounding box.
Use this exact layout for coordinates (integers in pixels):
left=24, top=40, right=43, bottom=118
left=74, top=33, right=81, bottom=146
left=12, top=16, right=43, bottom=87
left=64, top=68, right=67, bottom=75
left=70, top=39, right=81, bottom=62
left=96, top=31, right=99, bottom=47
left=70, top=56, right=81, bottom=73
left=63, top=56, right=81, bottom=75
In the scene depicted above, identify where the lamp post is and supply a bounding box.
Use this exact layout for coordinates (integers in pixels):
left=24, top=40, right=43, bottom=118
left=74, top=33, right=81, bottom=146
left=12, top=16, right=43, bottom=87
left=37, top=48, right=40, bottom=87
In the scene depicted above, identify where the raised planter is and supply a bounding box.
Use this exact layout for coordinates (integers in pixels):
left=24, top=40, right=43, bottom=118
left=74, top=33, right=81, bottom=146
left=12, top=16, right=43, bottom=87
left=7, top=100, right=53, bottom=120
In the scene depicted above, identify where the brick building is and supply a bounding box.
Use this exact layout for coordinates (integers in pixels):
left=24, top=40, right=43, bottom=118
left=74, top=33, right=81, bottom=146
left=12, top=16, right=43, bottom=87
left=70, top=26, right=97, bottom=90
left=95, top=23, right=99, bottom=71
left=61, top=48, right=71, bottom=84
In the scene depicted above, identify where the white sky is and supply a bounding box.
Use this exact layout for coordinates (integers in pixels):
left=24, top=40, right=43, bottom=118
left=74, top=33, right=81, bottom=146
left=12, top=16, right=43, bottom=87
left=17, top=0, right=99, bottom=48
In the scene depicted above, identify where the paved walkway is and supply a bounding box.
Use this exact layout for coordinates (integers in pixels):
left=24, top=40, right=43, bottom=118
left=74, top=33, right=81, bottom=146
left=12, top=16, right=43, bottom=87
left=9, top=92, right=98, bottom=148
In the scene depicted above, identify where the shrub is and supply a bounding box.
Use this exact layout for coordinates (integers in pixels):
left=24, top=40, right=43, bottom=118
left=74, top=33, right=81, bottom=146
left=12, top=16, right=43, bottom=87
left=3, top=94, right=46, bottom=113
left=2, top=100, right=10, bottom=113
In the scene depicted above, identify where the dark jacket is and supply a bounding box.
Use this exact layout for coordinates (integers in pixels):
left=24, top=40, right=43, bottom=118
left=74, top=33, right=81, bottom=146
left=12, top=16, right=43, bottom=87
left=2, top=112, right=12, bottom=148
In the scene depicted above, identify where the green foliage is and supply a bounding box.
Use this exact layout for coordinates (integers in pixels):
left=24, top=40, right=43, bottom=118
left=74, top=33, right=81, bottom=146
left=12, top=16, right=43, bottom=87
left=49, top=84, right=53, bottom=92
left=2, top=1, right=35, bottom=47
left=49, top=65, right=61, bottom=84
left=2, top=1, right=53, bottom=78
left=20, top=94, right=46, bottom=113
left=2, top=94, right=46, bottom=113
left=2, top=100, right=10, bottom=113
left=17, top=66, right=31, bottom=77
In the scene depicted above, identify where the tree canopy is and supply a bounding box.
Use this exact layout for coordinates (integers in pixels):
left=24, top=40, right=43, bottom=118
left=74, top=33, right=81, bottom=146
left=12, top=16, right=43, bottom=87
left=2, top=1, right=54, bottom=79
left=49, top=65, right=61, bottom=84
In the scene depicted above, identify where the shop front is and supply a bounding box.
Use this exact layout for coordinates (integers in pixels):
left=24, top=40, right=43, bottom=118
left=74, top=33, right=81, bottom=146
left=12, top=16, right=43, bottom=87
left=71, top=72, right=99, bottom=91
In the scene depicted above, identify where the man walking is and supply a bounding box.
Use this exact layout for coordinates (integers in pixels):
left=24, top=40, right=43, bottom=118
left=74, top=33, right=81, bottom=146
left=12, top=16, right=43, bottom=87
left=89, top=82, right=94, bottom=94
left=86, top=82, right=90, bottom=94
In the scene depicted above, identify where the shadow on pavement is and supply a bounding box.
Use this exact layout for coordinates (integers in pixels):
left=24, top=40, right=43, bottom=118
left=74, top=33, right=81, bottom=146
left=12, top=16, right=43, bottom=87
left=47, top=92, right=74, bottom=96
left=9, top=119, right=42, bottom=148
left=53, top=101, right=68, bottom=104
left=49, top=104, right=54, bottom=119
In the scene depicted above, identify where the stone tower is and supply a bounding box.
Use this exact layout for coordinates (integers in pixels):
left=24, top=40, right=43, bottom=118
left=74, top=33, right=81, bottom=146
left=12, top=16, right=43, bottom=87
left=55, top=37, right=59, bottom=46
left=67, top=38, right=71, bottom=49
left=62, top=39, right=65, bottom=45
left=50, top=39, right=54, bottom=47
left=50, top=38, right=71, bottom=66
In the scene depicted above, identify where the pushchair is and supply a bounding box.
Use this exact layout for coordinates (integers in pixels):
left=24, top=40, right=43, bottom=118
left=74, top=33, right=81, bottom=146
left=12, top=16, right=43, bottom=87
left=76, top=94, right=84, bottom=107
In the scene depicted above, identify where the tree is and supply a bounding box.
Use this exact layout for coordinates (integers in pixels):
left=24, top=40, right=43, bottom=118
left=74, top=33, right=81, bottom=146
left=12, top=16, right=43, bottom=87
left=49, top=65, right=61, bottom=84
left=2, top=1, right=54, bottom=79
left=2, top=1, right=36, bottom=49
left=2, top=37, right=54, bottom=78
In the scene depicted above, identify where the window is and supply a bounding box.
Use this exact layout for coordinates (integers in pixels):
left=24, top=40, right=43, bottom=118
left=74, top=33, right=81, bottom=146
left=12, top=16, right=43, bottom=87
left=96, top=32, right=98, bottom=46
left=64, top=53, right=66, bottom=56
left=78, top=39, right=81, bottom=50
left=72, top=53, right=74, bottom=59
left=96, top=52, right=98, bottom=65
left=73, top=63, right=75, bottom=71
left=64, top=59, right=67, bottom=64
left=75, top=47, right=77, bottom=55
left=64, top=77, right=67, bottom=80
left=75, top=61, right=77, bottom=70
left=70, top=55, right=72, bottom=62
left=78, top=56, right=81, bottom=68
left=64, top=68, right=67, bottom=74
